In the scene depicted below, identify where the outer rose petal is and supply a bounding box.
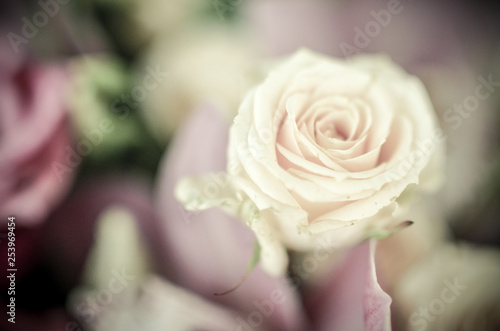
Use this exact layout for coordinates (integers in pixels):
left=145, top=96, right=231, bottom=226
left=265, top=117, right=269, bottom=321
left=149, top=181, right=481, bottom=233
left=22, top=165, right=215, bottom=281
left=364, top=241, right=393, bottom=331
left=162, top=107, right=307, bottom=331
left=305, top=240, right=392, bottom=331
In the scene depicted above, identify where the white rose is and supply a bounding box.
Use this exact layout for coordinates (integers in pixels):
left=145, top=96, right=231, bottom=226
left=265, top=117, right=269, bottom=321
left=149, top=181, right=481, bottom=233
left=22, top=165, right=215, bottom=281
left=176, top=49, right=443, bottom=276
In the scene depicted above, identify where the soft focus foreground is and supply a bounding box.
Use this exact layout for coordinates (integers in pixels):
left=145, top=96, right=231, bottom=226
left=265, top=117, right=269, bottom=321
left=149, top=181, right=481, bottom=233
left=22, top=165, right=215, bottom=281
left=0, top=0, right=499, bottom=331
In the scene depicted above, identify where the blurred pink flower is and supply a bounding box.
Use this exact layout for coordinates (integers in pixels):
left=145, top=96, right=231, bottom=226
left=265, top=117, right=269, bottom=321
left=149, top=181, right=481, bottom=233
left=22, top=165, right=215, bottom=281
left=304, top=241, right=391, bottom=331
left=0, top=45, right=74, bottom=226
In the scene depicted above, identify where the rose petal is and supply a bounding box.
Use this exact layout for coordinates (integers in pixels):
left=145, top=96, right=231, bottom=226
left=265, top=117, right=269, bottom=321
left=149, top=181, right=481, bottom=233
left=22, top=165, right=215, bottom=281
left=306, top=240, right=392, bottom=331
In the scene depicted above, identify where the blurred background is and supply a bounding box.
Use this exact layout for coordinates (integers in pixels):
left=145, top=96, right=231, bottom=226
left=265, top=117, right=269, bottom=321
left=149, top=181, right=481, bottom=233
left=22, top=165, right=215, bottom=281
left=1, top=0, right=500, bottom=330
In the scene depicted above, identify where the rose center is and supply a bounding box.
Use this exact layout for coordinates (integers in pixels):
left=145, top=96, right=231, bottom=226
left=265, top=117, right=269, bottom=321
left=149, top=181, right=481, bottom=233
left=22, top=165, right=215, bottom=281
left=316, top=111, right=354, bottom=142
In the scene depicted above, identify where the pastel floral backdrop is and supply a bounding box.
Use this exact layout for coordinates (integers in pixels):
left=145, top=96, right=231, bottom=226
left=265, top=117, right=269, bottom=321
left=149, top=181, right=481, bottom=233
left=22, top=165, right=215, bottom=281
left=1, top=0, right=500, bottom=331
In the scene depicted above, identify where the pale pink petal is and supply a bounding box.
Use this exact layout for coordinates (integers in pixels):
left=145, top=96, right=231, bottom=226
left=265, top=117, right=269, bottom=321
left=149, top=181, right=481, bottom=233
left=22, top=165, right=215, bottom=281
left=364, top=241, right=393, bottom=331
left=305, top=240, right=392, bottom=331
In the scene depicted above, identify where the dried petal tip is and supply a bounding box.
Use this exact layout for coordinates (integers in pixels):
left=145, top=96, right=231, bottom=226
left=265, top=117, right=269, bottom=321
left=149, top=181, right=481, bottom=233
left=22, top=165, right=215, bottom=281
left=401, top=220, right=414, bottom=228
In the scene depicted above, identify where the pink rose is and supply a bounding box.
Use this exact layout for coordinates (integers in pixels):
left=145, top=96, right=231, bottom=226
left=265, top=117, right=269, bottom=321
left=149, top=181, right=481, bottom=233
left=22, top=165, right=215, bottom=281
left=0, top=47, right=73, bottom=226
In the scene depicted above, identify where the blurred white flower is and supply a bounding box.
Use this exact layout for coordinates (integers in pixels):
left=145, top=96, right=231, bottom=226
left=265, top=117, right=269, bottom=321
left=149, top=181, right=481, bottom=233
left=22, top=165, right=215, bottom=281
left=79, top=206, right=153, bottom=288
left=138, top=24, right=261, bottom=141
left=133, top=0, right=214, bottom=39
left=68, top=205, right=153, bottom=328
left=93, top=276, right=240, bottom=331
